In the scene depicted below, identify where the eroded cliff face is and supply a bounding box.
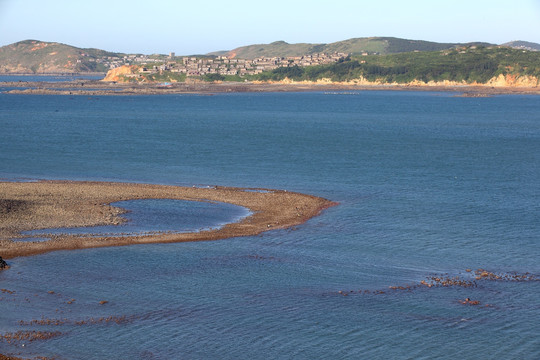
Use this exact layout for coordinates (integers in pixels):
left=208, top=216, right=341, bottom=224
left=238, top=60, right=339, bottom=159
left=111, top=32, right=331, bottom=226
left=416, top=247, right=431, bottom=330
left=403, top=74, right=539, bottom=87
left=351, top=75, right=538, bottom=87
left=102, top=65, right=138, bottom=81
left=401, top=75, right=538, bottom=87
left=102, top=66, right=539, bottom=88
left=485, top=74, right=539, bottom=87
left=274, top=75, right=539, bottom=88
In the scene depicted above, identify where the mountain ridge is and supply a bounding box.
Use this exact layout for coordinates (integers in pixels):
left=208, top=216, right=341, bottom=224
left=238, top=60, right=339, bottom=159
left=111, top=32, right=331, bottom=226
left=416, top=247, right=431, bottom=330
left=210, top=37, right=496, bottom=59
left=1, top=37, right=539, bottom=74
left=0, top=39, right=123, bottom=74
left=502, top=40, right=540, bottom=51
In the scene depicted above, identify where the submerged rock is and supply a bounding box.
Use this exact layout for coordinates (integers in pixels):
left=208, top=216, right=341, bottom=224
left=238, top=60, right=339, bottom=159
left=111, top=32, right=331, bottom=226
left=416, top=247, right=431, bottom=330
left=0, top=256, right=8, bottom=270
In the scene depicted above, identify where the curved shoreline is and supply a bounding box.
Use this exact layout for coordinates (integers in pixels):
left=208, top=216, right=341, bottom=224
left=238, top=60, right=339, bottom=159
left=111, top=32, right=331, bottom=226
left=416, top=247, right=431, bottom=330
left=0, top=181, right=336, bottom=259
left=2, top=79, right=540, bottom=96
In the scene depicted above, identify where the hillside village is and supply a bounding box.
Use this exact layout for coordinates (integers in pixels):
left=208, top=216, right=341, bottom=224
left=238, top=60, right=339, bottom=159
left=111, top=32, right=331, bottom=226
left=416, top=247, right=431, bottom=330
left=117, top=52, right=349, bottom=78
left=2, top=38, right=539, bottom=76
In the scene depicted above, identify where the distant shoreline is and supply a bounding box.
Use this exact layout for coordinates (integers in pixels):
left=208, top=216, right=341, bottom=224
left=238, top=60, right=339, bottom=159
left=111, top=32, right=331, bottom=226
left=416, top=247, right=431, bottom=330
left=0, top=72, right=106, bottom=76
left=0, top=181, right=336, bottom=259
left=2, top=78, right=540, bottom=96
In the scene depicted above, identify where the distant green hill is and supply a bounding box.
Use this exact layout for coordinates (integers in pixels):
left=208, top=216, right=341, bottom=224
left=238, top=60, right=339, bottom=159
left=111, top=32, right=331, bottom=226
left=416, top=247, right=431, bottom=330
left=0, top=40, right=121, bottom=73
left=250, top=46, right=540, bottom=85
left=3, top=38, right=540, bottom=78
left=212, top=37, right=493, bottom=59
left=502, top=41, right=540, bottom=51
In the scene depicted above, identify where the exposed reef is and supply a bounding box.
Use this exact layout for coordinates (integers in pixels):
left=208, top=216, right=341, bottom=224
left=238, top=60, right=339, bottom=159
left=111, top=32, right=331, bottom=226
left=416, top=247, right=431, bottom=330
left=3, top=79, right=540, bottom=96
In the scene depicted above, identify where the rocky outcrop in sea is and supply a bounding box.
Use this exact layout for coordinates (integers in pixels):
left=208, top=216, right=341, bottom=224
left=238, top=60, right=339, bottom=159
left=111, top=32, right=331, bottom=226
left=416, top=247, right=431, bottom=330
left=0, top=256, right=9, bottom=270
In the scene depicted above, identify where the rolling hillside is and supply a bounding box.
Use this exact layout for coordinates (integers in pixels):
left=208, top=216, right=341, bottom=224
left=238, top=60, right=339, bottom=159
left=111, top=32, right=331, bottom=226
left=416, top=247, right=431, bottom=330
left=2, top=37, right=539, bottom=75
left=0, top=40, right=121, bottom=73
left=250, top=46, right=540, bottom=86
left=502, top=41, right=540, bottom=51
left=213, top=37, right=494, bottom=59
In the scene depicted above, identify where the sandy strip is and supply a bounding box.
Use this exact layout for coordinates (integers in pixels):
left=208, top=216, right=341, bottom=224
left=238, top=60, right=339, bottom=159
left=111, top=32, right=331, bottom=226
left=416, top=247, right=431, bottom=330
left=3, top=80, right=540, bottom=96
left=0, top=181, right=336, bottom=259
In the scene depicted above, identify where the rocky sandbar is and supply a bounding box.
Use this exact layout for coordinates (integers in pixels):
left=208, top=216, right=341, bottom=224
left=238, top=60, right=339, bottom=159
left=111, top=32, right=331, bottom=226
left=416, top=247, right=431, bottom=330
left=0, top=181, right=335, bottom=259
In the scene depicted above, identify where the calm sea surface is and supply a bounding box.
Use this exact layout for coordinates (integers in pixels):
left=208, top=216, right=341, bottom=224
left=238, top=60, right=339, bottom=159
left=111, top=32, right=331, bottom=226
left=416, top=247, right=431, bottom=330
left=0, top=89, right=539, bottom=359
left=0, top=74, right=104, bottom=82
left=24, top=199, right=251, bottom=238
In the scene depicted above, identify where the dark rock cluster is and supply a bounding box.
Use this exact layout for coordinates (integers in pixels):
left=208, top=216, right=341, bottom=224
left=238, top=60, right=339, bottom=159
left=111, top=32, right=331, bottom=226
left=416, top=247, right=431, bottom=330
left=0, top=256, right=8, bottom=270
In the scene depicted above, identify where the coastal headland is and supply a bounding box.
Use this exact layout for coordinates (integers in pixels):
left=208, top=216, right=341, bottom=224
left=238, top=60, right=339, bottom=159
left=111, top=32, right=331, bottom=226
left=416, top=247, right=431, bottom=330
left=0, top=181, right=336, bottom=259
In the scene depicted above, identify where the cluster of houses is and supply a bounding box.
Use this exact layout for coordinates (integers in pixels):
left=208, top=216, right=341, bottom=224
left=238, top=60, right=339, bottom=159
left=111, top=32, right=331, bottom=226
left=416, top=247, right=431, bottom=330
left=133, top=52, right=349, bottom=77
left=78, top=53, right=165, bottom=70
left=78, top=54, right=123, bottom=68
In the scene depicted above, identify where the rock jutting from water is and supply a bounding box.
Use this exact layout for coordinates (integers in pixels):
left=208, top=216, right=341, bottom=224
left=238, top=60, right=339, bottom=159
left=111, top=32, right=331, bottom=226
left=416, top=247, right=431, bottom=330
left=0, top=256, right=8, bottom=270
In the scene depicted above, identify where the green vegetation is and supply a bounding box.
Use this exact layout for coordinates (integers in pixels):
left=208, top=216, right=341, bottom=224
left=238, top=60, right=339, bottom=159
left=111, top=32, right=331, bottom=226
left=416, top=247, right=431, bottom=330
left=201, top=73, right=244, bottom=82
left=203, top=73, right=225, bottom=82
left=250, top=47, right=540, bottom=84
left=5, top=38, right=538, bottom=85
left=118, top=72, right=187, bottom=83
left=144, top=72, right=186, bottom=82
left=218, top=40, right=318, bottom=59
left=213, top=37, right=494, bottom=59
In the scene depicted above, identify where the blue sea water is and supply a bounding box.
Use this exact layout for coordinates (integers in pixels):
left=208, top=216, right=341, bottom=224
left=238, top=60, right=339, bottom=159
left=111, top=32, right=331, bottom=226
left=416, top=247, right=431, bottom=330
left=23, top=199, right=250, bottom=238
left=0, top=74, right=104, bottom=83
left=0, top=91, right=539, bottom=359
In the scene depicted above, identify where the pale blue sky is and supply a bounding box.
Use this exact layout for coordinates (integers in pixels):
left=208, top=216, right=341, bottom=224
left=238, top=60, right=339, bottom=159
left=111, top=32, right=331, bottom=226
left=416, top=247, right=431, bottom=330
left=1, top=0, right=539, bottom=55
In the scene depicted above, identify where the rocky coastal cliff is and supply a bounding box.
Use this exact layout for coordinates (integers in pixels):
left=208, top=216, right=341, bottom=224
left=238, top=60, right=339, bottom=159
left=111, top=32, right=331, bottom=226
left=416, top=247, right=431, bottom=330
left=304, top=74, right=539, bottom=88
left=102, top=64, right=539, bottom=88
left=101, top=65, right=139, bottom=82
